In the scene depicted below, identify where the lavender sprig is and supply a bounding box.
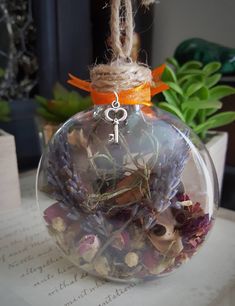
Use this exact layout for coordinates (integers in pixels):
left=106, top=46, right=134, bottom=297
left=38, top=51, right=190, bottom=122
left=150, top=125, right=190, bottom=212
left=46, top=131, right=88, bottom=209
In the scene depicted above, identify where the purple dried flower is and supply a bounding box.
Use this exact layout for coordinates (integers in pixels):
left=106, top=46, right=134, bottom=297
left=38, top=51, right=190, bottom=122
left=46, top=132, right=88, bottom=211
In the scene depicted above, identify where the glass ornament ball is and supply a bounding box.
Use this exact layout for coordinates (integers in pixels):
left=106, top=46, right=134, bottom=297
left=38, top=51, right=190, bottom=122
left=36, top=105, right=218, bottom=282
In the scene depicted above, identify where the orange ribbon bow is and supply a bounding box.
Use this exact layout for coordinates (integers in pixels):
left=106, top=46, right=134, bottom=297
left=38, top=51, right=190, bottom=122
left=67, top=64, right=169, bottom=106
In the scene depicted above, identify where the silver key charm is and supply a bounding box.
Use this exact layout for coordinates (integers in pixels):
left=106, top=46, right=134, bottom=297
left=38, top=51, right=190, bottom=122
left=104, top=95, right=127, bottom=144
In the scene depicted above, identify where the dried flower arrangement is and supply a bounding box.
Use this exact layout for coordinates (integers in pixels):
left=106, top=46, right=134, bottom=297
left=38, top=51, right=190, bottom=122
left=38, top=106, right=214, bottom=281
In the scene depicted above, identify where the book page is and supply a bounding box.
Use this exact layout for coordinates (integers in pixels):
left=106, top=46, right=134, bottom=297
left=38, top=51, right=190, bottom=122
left=0, top=206, right=235, bottom=306
left=0, top=207, right=139, bottom=306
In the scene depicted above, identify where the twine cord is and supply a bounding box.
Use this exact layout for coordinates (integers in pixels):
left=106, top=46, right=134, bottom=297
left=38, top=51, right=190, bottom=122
left=110, top=0, right=133, bottom=59
left=90, top=0, right=155, bottom=92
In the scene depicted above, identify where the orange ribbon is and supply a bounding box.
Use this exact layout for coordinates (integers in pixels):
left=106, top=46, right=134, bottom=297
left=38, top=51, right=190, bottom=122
left=67, top=64, right=169, bottom=106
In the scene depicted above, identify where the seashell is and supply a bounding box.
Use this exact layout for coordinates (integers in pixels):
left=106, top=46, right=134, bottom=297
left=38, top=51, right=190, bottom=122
left=77, top=235, right=100, bottom=262
left=94, top=256, right=110, bottom=276
left=124, top=252, right=139, bottom=267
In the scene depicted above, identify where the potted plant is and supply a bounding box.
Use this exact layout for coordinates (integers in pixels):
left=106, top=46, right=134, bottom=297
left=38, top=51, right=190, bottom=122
left=157, top=58, right=235, bottom=191
left=35, top=83, right=92, bottom=146
left=0, top=100, right=21, bottom=209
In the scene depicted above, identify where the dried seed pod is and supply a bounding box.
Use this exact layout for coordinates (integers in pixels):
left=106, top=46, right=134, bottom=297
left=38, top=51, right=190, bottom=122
left=94, top=256, right=111, bottom=276
left=175, top=211, right=188, bottom=225
left=51, top=216, right=67, bottom=232
left=176, top=200, right=193, bottom=207
left=77, top=235, right=100, bottom=262
left=148, top=232, right=183, bottom=258
left=148, top=223, right=175, bottom=241
left=124, top=252, right=139, bottom=267
left=148, top=209, right=176, bottom=242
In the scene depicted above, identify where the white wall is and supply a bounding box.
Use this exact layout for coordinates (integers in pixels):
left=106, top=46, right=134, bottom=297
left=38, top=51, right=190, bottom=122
left=152, top=0, right=235, bottom=65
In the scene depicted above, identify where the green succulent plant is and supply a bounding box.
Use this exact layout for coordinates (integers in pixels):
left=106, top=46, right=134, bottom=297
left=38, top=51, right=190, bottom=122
left=0, top=100, right=10, bottom=122
left=157, top=57, right=235, bottom=140
left=35, top=83, right=92, bottom=123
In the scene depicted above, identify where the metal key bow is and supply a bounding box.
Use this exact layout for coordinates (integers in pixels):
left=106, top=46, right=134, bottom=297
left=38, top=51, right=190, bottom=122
left=104, top=97, right=127, bottom=144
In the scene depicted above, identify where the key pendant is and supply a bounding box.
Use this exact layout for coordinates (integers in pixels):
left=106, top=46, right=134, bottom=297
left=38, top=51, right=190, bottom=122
left=104, top=94, right=127, bottom=144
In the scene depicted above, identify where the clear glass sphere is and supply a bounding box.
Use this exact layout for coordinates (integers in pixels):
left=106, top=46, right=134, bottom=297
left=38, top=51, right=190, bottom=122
left=36, top=105, right=218, bottom=282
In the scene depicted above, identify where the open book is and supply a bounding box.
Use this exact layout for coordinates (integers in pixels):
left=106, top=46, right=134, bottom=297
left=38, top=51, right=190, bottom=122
left=0, top=206, right=234, bottom=306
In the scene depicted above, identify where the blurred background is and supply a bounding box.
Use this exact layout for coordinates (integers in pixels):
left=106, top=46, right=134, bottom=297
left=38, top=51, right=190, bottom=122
left=0, top=0, right=234, bottom=210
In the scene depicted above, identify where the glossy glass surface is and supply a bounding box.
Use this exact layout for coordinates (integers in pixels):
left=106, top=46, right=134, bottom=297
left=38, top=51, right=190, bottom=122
left=36, top=105, right=218, bottom=282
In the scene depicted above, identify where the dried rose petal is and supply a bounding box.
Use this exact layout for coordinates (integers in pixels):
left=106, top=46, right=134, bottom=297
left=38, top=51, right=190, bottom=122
left=43, top=202, right=76, bottom=233
left=181, top=214, right=210, bottom=237
left=77, top=235, right=100, bottom=262
left=94, top=256, right=110, bottom=276
left=177, top=193, right=190, bottom=202
left=111, top=231, right=129, bottom=251
left=181, top=214, right=212, bottom=252
left=187, top=202, right=204, bottom=216
left=124, top=252, right=139, bottom=267
left=44, top=202, right=69, bottom=224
